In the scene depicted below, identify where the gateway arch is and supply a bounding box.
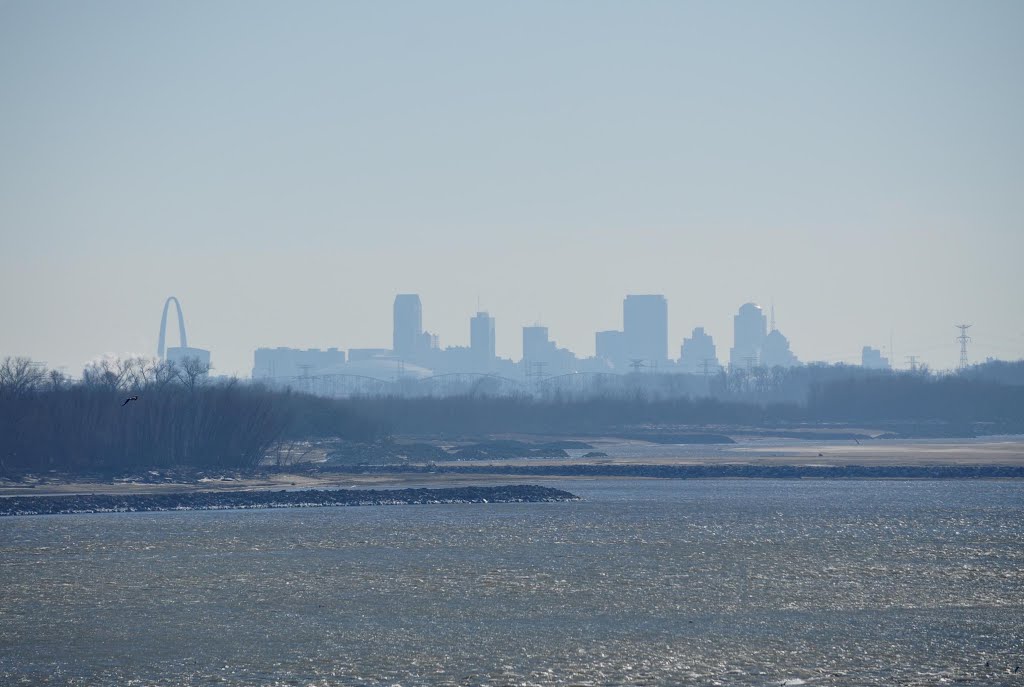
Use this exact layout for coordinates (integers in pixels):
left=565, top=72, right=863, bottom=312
left=157, top=296, right=188, bottom=360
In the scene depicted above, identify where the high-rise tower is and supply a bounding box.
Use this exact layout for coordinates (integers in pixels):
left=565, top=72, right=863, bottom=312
left=393, top=294, right=423, bottom=358
left=623, top=295, right=668, bottom=365
left=679, top=327, right=718, bottom=373
left=470, top=311, right=496, bottom=371
left=729, top=302, right=767, bottom=369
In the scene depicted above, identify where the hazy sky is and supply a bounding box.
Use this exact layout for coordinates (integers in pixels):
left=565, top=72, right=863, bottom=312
left=2, top=1, right=1022, bottom=377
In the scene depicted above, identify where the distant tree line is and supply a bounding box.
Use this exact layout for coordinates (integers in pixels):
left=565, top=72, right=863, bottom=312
left=0, top=357, right=381, bottom=476
left=331, top=373, right=1024, bottom=437
left=705, top=360, right=1024, bottom=404
left=2, top=356, right=1022, bottom=475
left=343, top=395, right=804, bottom=436
left=808, top=370, right=1024, bottom=425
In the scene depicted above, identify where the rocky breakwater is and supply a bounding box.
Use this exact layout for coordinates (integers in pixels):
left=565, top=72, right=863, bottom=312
left=0, top=485, right=579, bottom=517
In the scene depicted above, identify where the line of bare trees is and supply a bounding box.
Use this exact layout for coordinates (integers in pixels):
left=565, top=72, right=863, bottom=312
left=330, top=364, right=1024, bottom=436
left=0, top=357, right=294, bottom=475
left=4, top=354, right=1022, bottom=475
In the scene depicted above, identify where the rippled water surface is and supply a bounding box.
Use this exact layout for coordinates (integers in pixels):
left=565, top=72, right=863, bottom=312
left=2, top=479, right=1023, bottom=686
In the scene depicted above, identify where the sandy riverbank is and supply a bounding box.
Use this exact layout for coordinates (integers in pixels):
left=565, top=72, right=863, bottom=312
left=4, top=436, right=1021, bottom=498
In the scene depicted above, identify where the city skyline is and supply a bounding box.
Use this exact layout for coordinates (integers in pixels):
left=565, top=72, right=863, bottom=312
left=2, top=2, right=1022, bottom=376
left=145, top=291, right=1013, bottom=380
left=1, top=280, right=1018, bottom=377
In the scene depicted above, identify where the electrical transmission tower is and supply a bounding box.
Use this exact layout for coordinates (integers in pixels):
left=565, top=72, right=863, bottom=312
left=526, top=361, right=547, bottom=384
left=629, top=358, right=646, bottom=373
left=955, top=324, right=972, bottom=370
left=905, top=355, right=919, bottom=373
left=297, top=364, right=315, bottom=393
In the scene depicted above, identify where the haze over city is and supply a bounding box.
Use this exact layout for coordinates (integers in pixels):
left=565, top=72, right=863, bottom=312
left=2, top=1, right=1023, bottom=376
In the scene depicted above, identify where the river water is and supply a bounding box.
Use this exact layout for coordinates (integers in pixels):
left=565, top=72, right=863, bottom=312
left=2, top=479, right=1022, bottom=686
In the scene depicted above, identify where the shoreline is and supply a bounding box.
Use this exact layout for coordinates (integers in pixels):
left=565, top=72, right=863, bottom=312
left=0, top=484, right=579, bottom=517
left=332, top=463, right=1024, bottom=480
left=4, top=436, right=1023, bottom=499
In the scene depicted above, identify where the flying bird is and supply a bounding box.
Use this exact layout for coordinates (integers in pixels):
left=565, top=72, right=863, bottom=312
left=122, top=396, right=139, bottom=406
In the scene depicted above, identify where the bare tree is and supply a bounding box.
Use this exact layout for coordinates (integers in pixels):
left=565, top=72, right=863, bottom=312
left=81, top=357, right=135, bottom=391
left=0, top=357, right=46, bottom=397
left=175, top=356, right=211, bottom=392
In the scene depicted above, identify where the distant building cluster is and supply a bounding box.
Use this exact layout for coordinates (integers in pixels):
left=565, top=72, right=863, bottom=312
left=247, top=294, right=828, bottom=382
left=252, top=347, right=345, bottom=379
left=154, top=294, right=896, bottom=383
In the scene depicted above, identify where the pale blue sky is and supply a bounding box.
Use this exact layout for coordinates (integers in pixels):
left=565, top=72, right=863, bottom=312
left=2, top=1, right=1022, bottom=376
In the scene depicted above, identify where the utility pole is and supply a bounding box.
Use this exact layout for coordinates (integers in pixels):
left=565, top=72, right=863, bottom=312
left=905, top=355, right=919, bottom=373
left=955, top=324, right=972, bottom=370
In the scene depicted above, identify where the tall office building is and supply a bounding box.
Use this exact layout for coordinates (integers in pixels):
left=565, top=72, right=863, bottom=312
left=623, top=294, right=668, bottom=365
left=470, top=311, right=496, bottom=370
left=523, top=325, right=579, bottom=375
left=393, top=294, right=423, bottom=358
left=522, top=326, right=551, bottom=363
left=595, top=330, right=626, bottom=370
left=679, top=327, right=719, bottom=373
left=761, top=329, right=799, bottom=368
left=729, top=302, right=768, bottom=369
left=862, top=346, right=891, bottom=370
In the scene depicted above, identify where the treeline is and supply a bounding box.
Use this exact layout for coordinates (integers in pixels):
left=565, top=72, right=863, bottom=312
left=810, top=372, right=1024, bottom=424
left=330, top=364, right=1024, bottom=436
left=0, top=357, right=381, bottom=476
left=342, top=395, right=804, bottom=436
left=705, top=359, right=1024, bottom=404
left=4, top=356, right=1024, bottom=475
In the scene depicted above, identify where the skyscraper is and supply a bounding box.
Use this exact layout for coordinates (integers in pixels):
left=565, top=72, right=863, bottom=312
left=623, top=294, right=668, bottom=365
left=862, top=346, right=891, bottom=370
left=761, top=329, right=799, bottom=368
left=729, top=302, right=767, bottom=369
left=470, top=311, right=496, bottom=370
left=522, top=325, right=551, bottom=363
left=595, top=330, right=626, bottom=370
left=393, top=294, right=422, bottom=358
left=679, top=327, right=719, bottom=373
